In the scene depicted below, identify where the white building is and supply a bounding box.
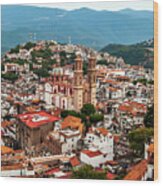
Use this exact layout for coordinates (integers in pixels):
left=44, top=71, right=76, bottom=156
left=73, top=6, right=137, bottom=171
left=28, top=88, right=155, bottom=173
left=80, top=149, right=108, bottom=168
left=60, top=129, right=82, bottom=154
left=48, top=116, right=84, bottom=154
left=1, top=166, right=35, bottom=177
left=82, top=127, right=114, bottom=167
left=117, top=101, right=147, bottom=131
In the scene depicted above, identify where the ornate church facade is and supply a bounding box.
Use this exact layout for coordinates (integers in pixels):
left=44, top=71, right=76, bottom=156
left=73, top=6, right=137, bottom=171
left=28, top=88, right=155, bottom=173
left=40, top=55, right=97, bottom=111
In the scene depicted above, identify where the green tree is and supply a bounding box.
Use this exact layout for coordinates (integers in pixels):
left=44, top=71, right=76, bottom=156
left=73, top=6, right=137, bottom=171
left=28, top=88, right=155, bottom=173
left=31, top=48, right=53, bottom=59
left=23, top=42, right=36, bottom=50
left=84, top=122, right=93, bottom=133
left=2, top=73, right=19, bottom=82
left=81, top=104, right=96, bottom=116
left=29, top=63, right=33, bottom=71
left=97, top=60, right=108, bottom=66
left=90, top=113, right=104, bottom=123
left=133, top=78, right=148, bottom=86
left=115, top=173, right=126, bottom=180
left=60, top=110, right=86, bottom=123
left=83, top=62, right=88, bottom=75
left=1, top=64, right=5, bottom=71
left=10, top=45, right=20, bottom=54
left=60, top=51, right=67, bottom=58
left=148, top=80, right=154, bottom=85
left=13, top=59, right=28, bottom=65
left=126, top=91, right=132, bottom=97
left=144, top=104, right=154, bottom=128
left=128, top=127, right=154, bottom=157
left=60, top=59, right=66, bottom=67
left=79, top=113, right=87, bottom=123
left=61, top=110, right=78, bottom=118
left=72, top=165, right=106, bottom=180
left=33, top=68, right=49, bottom=78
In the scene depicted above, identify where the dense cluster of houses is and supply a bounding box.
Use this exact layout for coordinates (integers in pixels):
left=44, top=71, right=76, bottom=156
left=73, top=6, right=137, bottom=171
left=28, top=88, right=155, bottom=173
left=1, top=40, right=154, bottom=180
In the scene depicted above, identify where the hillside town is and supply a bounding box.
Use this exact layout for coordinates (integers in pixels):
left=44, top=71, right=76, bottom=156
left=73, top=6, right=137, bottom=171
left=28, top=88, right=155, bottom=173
left=1, top=40, right=154, bottom=180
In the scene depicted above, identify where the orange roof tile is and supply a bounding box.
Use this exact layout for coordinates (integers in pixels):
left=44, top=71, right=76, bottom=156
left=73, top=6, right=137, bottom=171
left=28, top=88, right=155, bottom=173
left=96, top=128, right=109, bottom=136
left=1, top=121, right=14, bottom=128
left=1, top=163, right=24, bottom=171
left=147, top=144, right=154, bottom=153
left=61, top=115, right=83, bottom=133
left=70, top=156, right=81, bottom=167
left=1, top=146, right=14, bottom=155
left=107, top=87, right=119, bottom=92
left=124, top=160, right=147, bottom=180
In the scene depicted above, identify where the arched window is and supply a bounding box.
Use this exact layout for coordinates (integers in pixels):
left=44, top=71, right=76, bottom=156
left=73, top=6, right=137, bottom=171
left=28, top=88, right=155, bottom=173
left=63, top=99, right=65, bottom=109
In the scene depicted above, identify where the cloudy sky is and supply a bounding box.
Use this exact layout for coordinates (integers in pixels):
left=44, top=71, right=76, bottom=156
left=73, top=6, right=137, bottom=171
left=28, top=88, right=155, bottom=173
left=30, top=0, right=153, bottom=11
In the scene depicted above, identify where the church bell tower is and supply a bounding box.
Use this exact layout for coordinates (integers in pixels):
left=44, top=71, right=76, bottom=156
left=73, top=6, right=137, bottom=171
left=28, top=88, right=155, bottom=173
left=73, top=55, right=83, bottom=111
left=88, top=55, right=96, bottom=106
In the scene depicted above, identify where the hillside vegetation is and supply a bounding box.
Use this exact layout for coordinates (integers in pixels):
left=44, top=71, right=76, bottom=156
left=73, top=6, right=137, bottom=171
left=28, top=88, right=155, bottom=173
left=100, top=39, right=154, bottom=68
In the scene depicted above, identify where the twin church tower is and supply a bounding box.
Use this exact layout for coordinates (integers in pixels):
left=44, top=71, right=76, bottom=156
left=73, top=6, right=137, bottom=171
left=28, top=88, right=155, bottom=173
left=73, top=55, right=96, bottom=111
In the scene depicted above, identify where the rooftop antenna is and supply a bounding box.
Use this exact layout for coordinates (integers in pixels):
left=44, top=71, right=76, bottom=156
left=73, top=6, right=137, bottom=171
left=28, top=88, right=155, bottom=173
left=68, top=36, right=71, bottom=45
left=33, top=33, right=37, bottom=42
left=29, top=32, right=33, bottom=42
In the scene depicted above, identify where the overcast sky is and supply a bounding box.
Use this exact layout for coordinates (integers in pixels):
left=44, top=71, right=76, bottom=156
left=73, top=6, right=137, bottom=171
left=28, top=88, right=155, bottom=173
left=30, top=0, right=153, bottom=11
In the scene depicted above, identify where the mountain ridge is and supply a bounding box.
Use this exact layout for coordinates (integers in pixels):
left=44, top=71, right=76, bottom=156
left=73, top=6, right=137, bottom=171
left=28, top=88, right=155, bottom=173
left=1, top=5, right=154, bottom=54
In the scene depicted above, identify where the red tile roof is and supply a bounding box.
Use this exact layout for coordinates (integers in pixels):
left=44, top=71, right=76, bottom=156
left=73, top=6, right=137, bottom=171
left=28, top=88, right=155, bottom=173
left=107, top=172, right=117, bottom=180
left=105, top=160, right=119, bottom=166
left=114, top=135, right=120, bottom=144
left=70, top=156, right=80, bottom=167
left=81, top=150, right=102, bottom=158
left=17, top=111, right=60, bottom=128
left=45, top=168, right=60, bottom=175
left=118, top=101, right=146, bottom=116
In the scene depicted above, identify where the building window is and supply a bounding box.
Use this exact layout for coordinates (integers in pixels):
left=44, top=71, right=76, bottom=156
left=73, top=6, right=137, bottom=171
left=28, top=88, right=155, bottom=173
left=103, top=154, right=107, bottom=158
